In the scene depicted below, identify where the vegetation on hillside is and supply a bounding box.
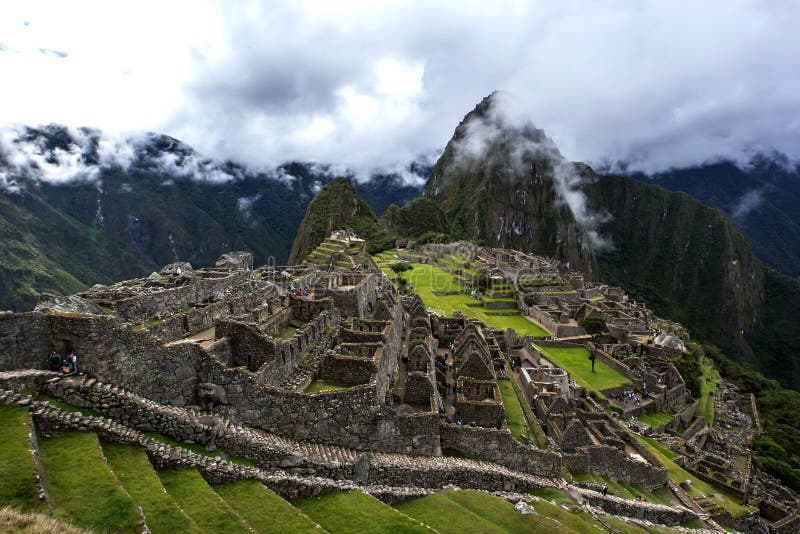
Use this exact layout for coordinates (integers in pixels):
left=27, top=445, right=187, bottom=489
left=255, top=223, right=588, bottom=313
left=288, top=177, right=397, bottom=264
left=701, top=345, right=800, bottom=491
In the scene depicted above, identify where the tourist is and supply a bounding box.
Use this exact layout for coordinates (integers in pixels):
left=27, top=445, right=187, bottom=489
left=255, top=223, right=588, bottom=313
left=601, top=485, right=608, bottom=496
left=68, top=352, right=78, bottom=374
left=48, top=351, right=62, bottom=371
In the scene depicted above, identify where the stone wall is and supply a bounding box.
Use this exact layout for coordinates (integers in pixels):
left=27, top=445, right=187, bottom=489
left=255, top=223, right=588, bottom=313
left=404, top=372, right=435, bottom=405
left=320, top=352, right=376, bottom=385
left=576, top=488, right=692, bottom=526
left=563, top=445, right=668, bottom=488
left=439, top=423, right=561, bottom=478
left=0, top=312, right=49, bottom=370
left=215, top=318, right=275, bottom=371
left=95, top=271, right=252, bottom=322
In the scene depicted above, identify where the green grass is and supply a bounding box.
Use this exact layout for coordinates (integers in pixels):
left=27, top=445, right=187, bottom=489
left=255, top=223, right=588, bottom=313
left=497, top=379, right=527, bottom=443
left=638, top=435, right=679, bottom=460
left=633, top=434, right=748, bottom=516
left=572, top=472, right=675, bottom=506
left=396, top=489, right=578, bottom=533
left=637, top=411, right=674, bottom=429
left=293, top=490, right=430, bottom=533
left=102, top=443, right=201, bottom=534
left=497, top=375, right=547, bottom=448
left=698, top=359, right=719, bottom=424
left=530, top=497, right=618, bottom=533
left=143, top=432, right=253, bottom=466
left=38, top=432, right=141, bottom=533
left=158, top=469, right=251, bottom=533
left=277, top=325, right=298, bottom=339
left=303, top=379, right=350, bottom=393
left=213, top=479, right=321, bottom=533
left=37, top=394, right=102, bottom=417
left=0, top=404, right=40, bottom=510
left=534, top=344, right=630, bottom=393
left=382, top=261, right=548, bottom=336
left=525, top=486, right=573, bottom=504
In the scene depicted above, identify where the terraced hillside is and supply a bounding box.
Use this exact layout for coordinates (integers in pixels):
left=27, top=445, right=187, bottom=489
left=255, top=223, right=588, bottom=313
left=303, top=236, right=372, bottom=271
left=0, top=381, right=699, bottom=533
left=372, top=250, right=548, bottom=336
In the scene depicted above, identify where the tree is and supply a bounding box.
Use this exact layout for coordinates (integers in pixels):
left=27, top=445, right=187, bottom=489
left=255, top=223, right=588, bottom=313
left=390, top=262, right=413, bottom=274
left=579, top=316, right=607, bottom=373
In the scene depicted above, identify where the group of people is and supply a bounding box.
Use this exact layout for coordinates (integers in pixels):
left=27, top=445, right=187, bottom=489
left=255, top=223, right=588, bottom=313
left=288, top=283, right=309, bottom=297
left=48, top=351, right=78, bottom=374
left=613, top=389, right=641, bottom=407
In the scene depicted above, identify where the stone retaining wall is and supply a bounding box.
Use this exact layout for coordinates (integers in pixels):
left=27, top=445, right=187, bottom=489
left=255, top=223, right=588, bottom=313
left=94, top=271, right=252, bottom=322
left=440, top=422, right=561, bottom=478
left=577, top=488, right=692, bottom=526
left=563, top=445, right=668, bottom=488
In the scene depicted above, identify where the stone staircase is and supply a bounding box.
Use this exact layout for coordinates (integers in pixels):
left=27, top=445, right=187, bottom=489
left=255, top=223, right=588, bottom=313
left=32, top=372, right=562, bottom=492
left=0, top=385, right=716, bottom=532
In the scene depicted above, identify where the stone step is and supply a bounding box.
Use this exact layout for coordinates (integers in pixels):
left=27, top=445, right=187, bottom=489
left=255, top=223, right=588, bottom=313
left=17, top=373, right=564, bottom=492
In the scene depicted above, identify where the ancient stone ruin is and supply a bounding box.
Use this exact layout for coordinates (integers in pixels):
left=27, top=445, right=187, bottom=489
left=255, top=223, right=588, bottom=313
left=1, top=240, right=796, bottom=532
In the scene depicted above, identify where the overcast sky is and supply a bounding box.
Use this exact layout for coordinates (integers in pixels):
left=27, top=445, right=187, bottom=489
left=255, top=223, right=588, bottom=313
left=2, top=0, right=799, bottom=176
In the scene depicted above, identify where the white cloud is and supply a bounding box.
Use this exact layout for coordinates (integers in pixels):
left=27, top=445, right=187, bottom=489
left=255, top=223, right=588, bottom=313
left=0, top=1, right=799, bottom=177
left=731, top=188, right=765, bottom=219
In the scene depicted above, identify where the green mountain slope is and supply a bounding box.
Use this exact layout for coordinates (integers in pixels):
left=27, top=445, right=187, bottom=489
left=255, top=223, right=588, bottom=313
left=421, top=93, right=799, bottom=390
left=288, top=177, right=395, bottom=264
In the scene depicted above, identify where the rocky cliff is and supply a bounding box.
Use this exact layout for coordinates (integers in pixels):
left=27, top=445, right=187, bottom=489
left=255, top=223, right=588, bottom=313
left=422, top=93, right=787, bottom=383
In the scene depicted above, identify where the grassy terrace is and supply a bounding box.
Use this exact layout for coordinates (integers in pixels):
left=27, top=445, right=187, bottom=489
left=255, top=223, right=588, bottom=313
left=698, top=358, right=719, bottom=424
left=303, top=379, right=350, bottom=393
left=0, top=404, right=40, bottom=511
left=213, top=479, right=321, bottom=533
left=497, top=379, right=528, bottom=443
left=102, top=443, right=201, bottom=534
left=571, top=472, right=678, bottom=506
left=374, top=255, right=549, bottom=336
left=637, top=411, right=675, bottom=429
left=396, top=489, right=580, bottom=533
left=143, top=431, right=253, bottom=466
left=38, top=432, right=141, bottom=533
left=158, top=468, right=251, bottom=533
left=633, top=434, right=749, bottom=516
left=293, top=490, right=431, bottom=533
left=534, top=344, right=630, bottom=394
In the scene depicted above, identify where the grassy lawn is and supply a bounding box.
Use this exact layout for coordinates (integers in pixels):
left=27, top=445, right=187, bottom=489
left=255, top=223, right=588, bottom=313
left=102, top=443, right=200, bottom=534
left=213, top=479, right=320, bottom=533
left=0, top=404, right=40, bottom=510
left=525, top=486, right=573, bottom=504
left=534, top=344, right=630, bottom=393
left=158, top=469, right=251, bottom=533
left=303, top=379, right=350, bottom=393
left=497, top=379, right=527, bottom=442
left=396, top=489, right=577, bottom=533
left=698, top=359, right=719, bottom=424
left=633, top=434, right=748, bottom=517
left=38, top=432, right=141, bottom=533
left=638, top=435, right=680, bottom=460
left=293, top=490, right=430, bottom=533
left=383, top=261, right=548, bottom=336
left=637, top=411, right=674, bottom=429
left=530, top=497, right=619, bottom=533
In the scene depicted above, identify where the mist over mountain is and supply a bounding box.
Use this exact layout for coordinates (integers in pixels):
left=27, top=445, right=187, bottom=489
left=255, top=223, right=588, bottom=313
left=418, top=93, right=800, bottom=390
left=0, top=124, right=423, bottom=311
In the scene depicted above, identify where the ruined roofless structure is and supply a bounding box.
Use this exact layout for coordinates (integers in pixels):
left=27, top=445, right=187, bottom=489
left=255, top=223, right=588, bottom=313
left=3, top=242, right=790, bottom=530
